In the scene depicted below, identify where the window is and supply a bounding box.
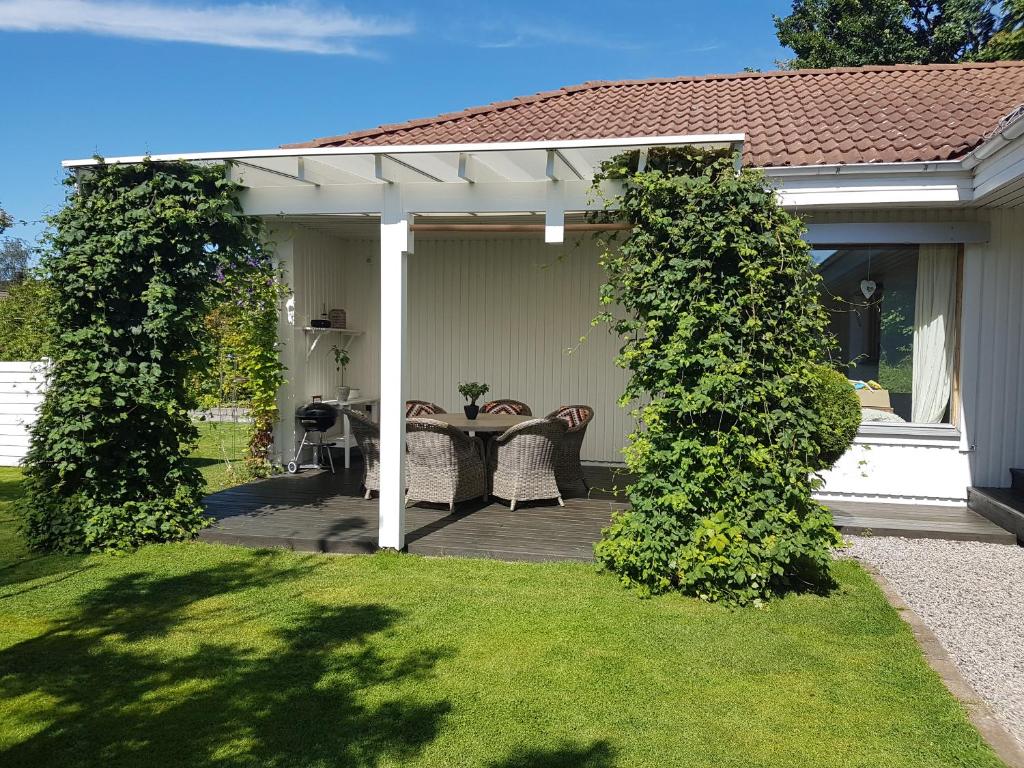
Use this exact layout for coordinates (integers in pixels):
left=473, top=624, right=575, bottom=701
left=814, top=245, right=958, bottom=425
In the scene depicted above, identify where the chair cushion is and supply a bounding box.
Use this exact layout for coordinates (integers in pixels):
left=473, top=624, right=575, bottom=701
left=552, top=406, right=589, bottom=430
left=406, top=402, right=440, bottom=418
left=484, top=401, right=528, bottom=415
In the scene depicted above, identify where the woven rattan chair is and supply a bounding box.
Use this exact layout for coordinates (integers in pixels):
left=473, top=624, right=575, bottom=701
left=341, top=407, right=381, bottom=499
left=405, top=400, right=446, bottom=418
left=546, top=405, right=595, bottom=496
left=481, top=399, right=533, bottom=416
left=488, top=417, right=567, bottom=511
left=405, top=418, right=488, bottom=511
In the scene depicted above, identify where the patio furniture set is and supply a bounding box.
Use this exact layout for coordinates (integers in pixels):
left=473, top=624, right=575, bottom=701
left=343, top=400, right=595, bottom=512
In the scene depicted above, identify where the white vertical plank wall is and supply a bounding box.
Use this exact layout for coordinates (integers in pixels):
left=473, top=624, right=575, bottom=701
left=0, top=361, right=46, bottom=466
left=961, top=207, right=1024, bottom=487
left=292, top=228, right=631, bottom=463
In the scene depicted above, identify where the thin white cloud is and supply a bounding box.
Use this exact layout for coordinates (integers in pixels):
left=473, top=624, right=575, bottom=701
left=0, top=0, right=412, bottom=55
left=472, top=21, right=642, bottom=51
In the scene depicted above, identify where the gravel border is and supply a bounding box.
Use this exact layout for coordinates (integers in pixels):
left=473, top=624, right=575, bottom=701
left=846, top=536, right=1024, bottom=764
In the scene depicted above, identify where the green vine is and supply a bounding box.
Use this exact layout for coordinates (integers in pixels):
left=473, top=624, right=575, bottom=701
left=591, top=146, right=845, bottom=605
left=20, top=159, right=278, bottom=552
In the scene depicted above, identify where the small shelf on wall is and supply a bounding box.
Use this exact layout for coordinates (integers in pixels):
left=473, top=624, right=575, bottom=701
left=302, top=327, right=364, bottom=360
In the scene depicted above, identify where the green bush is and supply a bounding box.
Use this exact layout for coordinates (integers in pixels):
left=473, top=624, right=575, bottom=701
left=20, top=160, right=271, bottom=552
left=591, top=147, right=843, bottom=605
left=807, top=365, right=861, bottom=470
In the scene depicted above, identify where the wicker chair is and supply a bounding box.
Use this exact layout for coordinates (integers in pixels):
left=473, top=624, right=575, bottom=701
left=405, top=418, right=488, bottom=511
left=488, top=418, right=568, bottom=511
left=405, top=400, right=446, bottom=418
left=480, top=399, right=533, bottom=416
left=341, top=407, right=381, bottom=499
left=546, top=405, right=595, bottom=496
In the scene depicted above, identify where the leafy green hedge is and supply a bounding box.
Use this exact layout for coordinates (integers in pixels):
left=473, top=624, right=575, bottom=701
left=20, top=160, right=272, bottom=552
left=808, top=365, right=861, bottom=470
left=592, top=147, right=844, bottom=605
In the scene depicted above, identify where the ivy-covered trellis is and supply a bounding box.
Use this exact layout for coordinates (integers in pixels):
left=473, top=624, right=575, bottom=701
left=20, top=160, right=284, bottom=552
left=592, top=147, right=856, bottom=605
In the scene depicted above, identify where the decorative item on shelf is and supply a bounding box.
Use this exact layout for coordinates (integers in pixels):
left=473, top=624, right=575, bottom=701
left=348, top=387, right=362, bottom=400
left=330, top=344, right=351, bottom=402
left=457, top=381, right=489, bottom=420
left=329, top=308, right=347, bottom=329
left=310, top=303, right=331, bottom=328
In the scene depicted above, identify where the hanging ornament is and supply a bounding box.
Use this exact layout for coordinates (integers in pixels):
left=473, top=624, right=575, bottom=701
left=860, top=279, right=877, bottom=300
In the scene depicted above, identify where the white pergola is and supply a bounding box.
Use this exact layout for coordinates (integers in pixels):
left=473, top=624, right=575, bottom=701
left=64, top=134, right=745, bottom=549
left=63, top=132, right=1001, bottom=548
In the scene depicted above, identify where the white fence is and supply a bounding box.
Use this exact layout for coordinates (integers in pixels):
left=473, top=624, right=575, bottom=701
left=0, top=361, right=46, bottom=467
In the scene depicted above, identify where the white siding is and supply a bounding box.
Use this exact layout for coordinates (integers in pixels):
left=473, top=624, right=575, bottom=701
left=961, top=207, right=1024, bottom=487
left=289, top=229, right=631, bottom=462
left=0, top=361, right=46, bottom=466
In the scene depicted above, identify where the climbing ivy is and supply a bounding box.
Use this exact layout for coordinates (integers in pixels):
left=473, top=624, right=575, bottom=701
left=20, top=159, right=279, bottom=552
left=591, top=146, right=844, bottom=605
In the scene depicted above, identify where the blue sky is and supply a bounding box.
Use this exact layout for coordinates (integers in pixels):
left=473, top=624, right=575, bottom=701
left=0, top=0, right=793, bottom=244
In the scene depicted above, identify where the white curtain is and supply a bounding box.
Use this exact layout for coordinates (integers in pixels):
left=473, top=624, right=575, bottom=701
left=911, top=244, right=957, bottom=423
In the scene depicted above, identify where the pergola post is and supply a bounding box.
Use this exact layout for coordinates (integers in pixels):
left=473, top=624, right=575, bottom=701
left=377, top=185, right=412, bottom=550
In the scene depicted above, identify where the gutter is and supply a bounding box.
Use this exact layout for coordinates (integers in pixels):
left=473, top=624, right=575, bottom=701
left=960, top=104, right=1024, bottom=170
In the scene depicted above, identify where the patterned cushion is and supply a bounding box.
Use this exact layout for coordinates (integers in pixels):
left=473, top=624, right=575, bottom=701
left=406, top=401, right=442, bottom=418
left=482, top=400, right=530, bottom=416
left=552, top=406, right=590, bottom=431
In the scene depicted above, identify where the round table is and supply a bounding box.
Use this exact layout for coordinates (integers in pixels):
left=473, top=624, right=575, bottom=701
left=425, top=412, right=532, bottom=433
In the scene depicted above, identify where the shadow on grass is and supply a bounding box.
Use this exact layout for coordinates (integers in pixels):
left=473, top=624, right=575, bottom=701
left=487, top=741, right=616, bottom=768
left=0, top=556, right=452, bottom=767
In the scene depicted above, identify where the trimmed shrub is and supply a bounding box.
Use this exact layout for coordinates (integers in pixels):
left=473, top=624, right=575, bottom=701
left=592, top=146, right=843, bottom=605
left=807, top=365, right=861, bottom=470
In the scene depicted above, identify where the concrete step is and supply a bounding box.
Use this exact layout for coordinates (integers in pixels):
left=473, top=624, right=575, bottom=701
left=967, top=487, right=1024, bottom=545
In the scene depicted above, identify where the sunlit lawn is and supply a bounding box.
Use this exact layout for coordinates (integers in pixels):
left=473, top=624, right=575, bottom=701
left=0, top=430, right=1004, bottom=768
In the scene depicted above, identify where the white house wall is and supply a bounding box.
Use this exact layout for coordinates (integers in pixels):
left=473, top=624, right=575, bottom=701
left=961, top=207, right=1024, bottom=488
left=0, top=361, right=46, bottom=467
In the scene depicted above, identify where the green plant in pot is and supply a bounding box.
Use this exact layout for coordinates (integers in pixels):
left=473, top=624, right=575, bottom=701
left=330, top=344, right=351, bottom=402
left=458, top=381, right=489, bottom=420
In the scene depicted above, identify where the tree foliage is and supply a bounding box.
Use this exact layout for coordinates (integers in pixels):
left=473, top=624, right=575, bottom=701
left=775, top=0, right=1001, bottom=67
left=0, top=205, right=12, bottom=234
left=0, top=275, right=55, bottom=361
left=977, top=0, right=1024, bottom=59
left=591, top=147, right=843, bottom=605
left=20, top=160, right=277, bottom=552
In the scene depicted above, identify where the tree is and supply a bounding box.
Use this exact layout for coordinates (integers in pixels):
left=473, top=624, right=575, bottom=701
left=0, top=205, right=12, bottom=234
left=0, top=237, right=31, bottom=283
left=775, top=0, right=1000, bottom=67
left=977, top=0, right=1024, bottom=59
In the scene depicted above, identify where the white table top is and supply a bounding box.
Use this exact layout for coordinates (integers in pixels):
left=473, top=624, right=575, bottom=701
left=324, top=396, right=379, bottom=407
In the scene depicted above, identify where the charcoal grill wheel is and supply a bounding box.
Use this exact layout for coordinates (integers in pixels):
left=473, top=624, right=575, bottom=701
left=287, top=461, right=299, bottom=474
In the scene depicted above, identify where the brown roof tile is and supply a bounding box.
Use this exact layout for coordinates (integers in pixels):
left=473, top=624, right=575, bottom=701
left=284, top=62, right=1024, bottom=167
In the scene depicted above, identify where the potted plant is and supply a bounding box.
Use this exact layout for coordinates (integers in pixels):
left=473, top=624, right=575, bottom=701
left=330, top=344, right=351, bottom=402
left=458, top=381, right=489, bottom=420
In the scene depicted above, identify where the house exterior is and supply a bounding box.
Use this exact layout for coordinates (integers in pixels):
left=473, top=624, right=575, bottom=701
left=64, top=61, right=1024, bottom=548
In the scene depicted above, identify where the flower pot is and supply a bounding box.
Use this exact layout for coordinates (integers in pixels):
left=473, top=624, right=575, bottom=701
left=336, top=385, right=350, bottom=402
left=464, top=404, right=480, bottom=420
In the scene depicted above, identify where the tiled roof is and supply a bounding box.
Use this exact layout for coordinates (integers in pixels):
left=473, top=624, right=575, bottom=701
left=285, top=62, right=1024, bottom=167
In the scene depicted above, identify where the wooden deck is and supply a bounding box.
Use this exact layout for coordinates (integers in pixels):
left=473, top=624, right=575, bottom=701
left=201, top=463, right=1016, bottom=560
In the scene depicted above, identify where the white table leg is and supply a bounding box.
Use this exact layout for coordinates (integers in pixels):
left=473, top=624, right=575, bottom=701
left=344, top=412, right=352, bottom=469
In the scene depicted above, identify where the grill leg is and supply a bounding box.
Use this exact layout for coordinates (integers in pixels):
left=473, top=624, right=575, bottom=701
left=324, top=433, right=335, bottom=475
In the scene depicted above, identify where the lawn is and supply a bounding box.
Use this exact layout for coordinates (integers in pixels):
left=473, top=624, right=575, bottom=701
left=0, top=432, right=1004, bottom=768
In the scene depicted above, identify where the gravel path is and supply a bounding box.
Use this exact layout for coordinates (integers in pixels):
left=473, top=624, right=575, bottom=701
left=846, top=537, right=1024, bottom=750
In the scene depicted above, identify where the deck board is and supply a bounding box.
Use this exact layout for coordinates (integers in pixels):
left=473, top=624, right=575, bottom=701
left=201, top=463, right=1016, bottom=559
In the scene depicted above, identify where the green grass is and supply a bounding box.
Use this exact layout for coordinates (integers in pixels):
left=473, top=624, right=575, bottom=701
left=190, top=420, right=252, bottom=494
left=0, top=439, right=1005, bottom=767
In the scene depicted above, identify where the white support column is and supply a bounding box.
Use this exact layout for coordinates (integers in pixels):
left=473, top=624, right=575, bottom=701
left=271, top=228, right=304, bottom=465
left=545, top=181, right=565, bottom=244
left=377, top=186, right=412, bottom=550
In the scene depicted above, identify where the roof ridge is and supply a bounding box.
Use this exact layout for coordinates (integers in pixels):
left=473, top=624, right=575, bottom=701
left=281, top=60, right=1024, bottom=149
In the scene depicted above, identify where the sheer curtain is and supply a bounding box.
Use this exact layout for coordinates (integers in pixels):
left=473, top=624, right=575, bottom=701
left=911, top=244, right=957, bottom=423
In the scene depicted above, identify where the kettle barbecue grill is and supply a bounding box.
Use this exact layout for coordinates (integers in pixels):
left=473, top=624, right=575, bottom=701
left=287, top=401, right=338, bottom=474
